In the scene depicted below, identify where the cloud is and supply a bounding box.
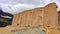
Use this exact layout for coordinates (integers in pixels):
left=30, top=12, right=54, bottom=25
left=54, top=0, right=60, bottom=11
left=0, top=0, right=60, bottom=14
left=0, top=3, right=38, bottom=14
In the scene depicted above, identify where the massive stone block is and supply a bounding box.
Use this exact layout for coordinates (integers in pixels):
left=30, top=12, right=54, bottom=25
left=12, top=3, right=58, bottom=28
left=43, top=3, right=58, bottom=27
left=12, top=8, right=44, bottom=27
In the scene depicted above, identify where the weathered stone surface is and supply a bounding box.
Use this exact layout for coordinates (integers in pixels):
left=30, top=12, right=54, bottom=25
left=12, top=3, right=58, bottom=27
left=11, top=26, right=46, bottom=34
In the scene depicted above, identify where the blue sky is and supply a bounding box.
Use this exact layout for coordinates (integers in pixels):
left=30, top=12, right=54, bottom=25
left=0, top=0, right=60, bottom=14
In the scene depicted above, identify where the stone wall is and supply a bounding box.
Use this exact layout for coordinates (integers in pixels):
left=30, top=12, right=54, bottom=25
left=12, top=3, right=58, bottom=28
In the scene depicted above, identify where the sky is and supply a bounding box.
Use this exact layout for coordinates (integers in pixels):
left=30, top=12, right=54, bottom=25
left=0, top=0, right=60, bottom=14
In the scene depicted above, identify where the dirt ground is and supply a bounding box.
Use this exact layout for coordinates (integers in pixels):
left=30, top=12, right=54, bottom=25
left=48, top=28, right=60, bottom=34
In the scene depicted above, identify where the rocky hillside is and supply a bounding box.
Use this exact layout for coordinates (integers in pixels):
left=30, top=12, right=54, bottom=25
left=0, top=9, right=13, bottom=27
left=58, top=11, right=60, bottom=26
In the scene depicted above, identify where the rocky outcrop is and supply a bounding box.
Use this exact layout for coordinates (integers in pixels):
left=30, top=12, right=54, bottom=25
left=58, top=11, right=60, bottom=26
left=0, top=9, right=13, bottom=27
left=12, top=3, right=58, bottom=28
